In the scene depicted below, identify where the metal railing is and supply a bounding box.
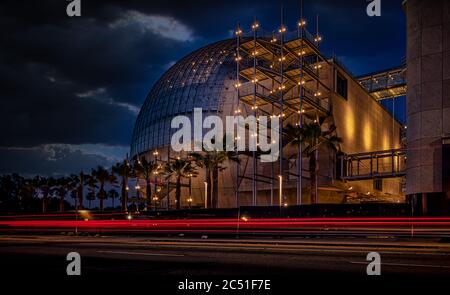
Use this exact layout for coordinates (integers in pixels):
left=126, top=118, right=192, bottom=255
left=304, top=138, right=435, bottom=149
left=339, top=148, right=406, bottom=181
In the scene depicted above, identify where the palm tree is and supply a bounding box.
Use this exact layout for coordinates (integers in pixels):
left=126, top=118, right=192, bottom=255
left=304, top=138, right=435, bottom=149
left=86, top=191, right=96, bottom=209
left=85, top=174, right=98, bottom=209
left=107, top=188, right=119, bottom=209
left=91, top=166, right=116, bottom=212
left=163, top=157, right=197, bottom=210
left=33, top=176, right=55, bottom=213
left=67, top=172, right=85, bottom=210
left=285, top=117, right=342, bottom=204
left=55, top=177, right=71, bottom=212
left=133, top=156, right=159, bottom=211
left=21, top=177, right=38, bottom=211
left=112, top=160, right=132, bottom=211
left=190, top=148, right=237, bottom=209
left=70, top=189, right=78, bottom=205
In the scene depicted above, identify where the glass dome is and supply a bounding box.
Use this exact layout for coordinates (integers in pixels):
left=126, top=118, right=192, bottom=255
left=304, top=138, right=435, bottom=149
left=130, top=39, right=237, bottom=156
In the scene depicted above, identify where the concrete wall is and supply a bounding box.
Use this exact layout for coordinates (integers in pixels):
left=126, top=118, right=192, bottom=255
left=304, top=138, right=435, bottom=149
left=406, top=0, right=450, bottom=195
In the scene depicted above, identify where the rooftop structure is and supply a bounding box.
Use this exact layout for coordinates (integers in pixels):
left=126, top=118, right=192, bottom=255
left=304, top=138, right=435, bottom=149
left=130, top=9, right=407, bottom=209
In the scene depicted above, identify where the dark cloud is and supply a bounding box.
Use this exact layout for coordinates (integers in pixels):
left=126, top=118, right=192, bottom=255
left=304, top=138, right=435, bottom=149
left=0, top=0, right=405, bottom=175
left=0, top=144, right=128, bottom=176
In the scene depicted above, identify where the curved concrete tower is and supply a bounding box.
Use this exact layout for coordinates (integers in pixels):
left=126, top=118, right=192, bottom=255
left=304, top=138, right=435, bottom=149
left=405, top=0, right=450, bottom=214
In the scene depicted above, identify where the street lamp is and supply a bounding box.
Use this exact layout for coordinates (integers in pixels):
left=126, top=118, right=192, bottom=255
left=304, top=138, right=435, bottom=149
left=204, top=182, right=208, bottom=209
left=152, top=195, right=158, bottom=210
left=187, top=197, right=193, bottom=209
left=135, top=184, right=141, bottom=212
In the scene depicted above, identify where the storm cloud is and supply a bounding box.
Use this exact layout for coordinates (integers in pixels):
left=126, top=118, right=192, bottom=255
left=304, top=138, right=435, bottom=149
left=0, top=0, right=405, bottom=176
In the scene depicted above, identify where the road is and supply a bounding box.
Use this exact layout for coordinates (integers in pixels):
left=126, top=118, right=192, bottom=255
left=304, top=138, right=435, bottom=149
left=1, top=235, right=450, bottom=292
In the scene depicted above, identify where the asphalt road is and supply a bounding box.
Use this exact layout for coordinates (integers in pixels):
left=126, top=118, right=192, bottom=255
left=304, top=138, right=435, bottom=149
left=1, top=235, right=450, bottom=292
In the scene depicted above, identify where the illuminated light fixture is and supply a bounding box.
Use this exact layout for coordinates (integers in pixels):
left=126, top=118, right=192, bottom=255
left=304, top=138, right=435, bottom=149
left=125, top=186, right=129, bottom=191
left=348, top=186, right=353, bottom=190
left=251, top=105, right=258, bottom=110
left=235, top=28, right=242, bottom=35
left=271, top=38, right=277, bottom=43
left=251, top=50, right=259, bottom=56
left=279, top=26, right=287, bottom=33
left=127, top=214, right=132, bottom=220
left=298, top=80, right=305, bottom=85
left=251, top=22, right=259, bottom=30
left=278, top=175, right=283, bottom=207
left=404, top=125, right=407, bottom=129
left=241, top=216, right=249, bottom=222
left=298, top=50, right=306, bottom=56
left=251, top=79, right=258, bottom=83
left=298, top=19, right=307, bottom=27
left=235, top=56, right=242, bottom=61
left=283, top=202, right=288, bottom=207
left=278, top=57, right=286, bottom=61
left=135, top=185, right=141, bottom=190
left=234, top=83, right=242, bottom=88
left=314, top=35, right=322, bottom=42
left=153, top=150, right=159, bottom=156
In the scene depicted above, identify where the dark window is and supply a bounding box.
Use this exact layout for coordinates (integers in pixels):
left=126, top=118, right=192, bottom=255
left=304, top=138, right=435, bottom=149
left=373, top=178, right=383, bottom=191
left=443, top=142, right=450, bottom=192
left=336, top=71, right=348, bottom=99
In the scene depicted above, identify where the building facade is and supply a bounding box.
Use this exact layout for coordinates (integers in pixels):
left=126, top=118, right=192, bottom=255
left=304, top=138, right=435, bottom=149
left=130, top=35, right=404, bottom=208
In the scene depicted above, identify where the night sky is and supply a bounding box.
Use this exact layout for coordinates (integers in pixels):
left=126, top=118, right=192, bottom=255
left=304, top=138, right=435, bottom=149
left=0, top=0, right=406, bottom=176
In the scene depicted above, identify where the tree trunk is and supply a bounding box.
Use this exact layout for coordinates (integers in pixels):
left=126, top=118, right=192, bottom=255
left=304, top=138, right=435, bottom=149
left=42, top=193, right=48, bottom=213
left=146, top=178, right=152, bottom=211
left=206, top=168, right=212, bottom=209
left=78, top=172, right=84, bottom=209
left=59, top=193, right=65, bottom=212
left=175, top=176, right=181, bottom=210
left=212, top=168, right=219, bottom=209
left=121, top=176, right=128, bottom=211
left=309, top=153, right=317, bottom=204
left=100, top=183, right=104, bottom=212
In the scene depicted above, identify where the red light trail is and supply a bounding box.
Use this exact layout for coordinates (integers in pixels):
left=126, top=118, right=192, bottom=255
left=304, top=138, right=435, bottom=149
left=1, top=216, right=450, bottom=235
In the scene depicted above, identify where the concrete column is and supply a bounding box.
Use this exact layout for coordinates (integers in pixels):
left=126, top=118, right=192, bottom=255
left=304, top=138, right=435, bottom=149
left=405, top=0, right=450, bottom=200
